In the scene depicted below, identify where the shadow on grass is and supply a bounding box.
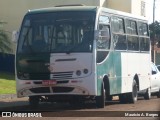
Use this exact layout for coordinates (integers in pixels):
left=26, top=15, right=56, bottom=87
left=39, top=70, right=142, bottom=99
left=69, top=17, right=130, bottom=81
left=0, top=72, right=15, bottom=80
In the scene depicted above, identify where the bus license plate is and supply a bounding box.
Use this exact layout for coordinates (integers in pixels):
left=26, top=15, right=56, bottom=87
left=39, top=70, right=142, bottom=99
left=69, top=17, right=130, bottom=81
left=42, top=80, right=57, bottom=86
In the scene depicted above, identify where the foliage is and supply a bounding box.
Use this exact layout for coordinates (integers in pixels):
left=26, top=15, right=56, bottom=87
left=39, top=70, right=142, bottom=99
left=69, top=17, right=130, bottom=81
left=149, top=21, right=160, bottom=44
left=0, top=80, right=16, bottom=94
left=0, top=21, right=13, bottom=53
left=0, top=72, right=16, bottom=94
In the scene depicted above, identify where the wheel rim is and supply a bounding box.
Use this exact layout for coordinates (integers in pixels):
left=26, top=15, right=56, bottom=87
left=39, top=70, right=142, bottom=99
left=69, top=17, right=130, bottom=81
left=148, top=88, right=151, bottom=98
left=133, top=84, right=138, bottom=101
left=104, top=89, right=106, bottom=101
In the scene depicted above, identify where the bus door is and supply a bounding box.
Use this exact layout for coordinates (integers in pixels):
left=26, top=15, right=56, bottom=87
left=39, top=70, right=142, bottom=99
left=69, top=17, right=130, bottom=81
left=96, top=15, right=113, bottom=96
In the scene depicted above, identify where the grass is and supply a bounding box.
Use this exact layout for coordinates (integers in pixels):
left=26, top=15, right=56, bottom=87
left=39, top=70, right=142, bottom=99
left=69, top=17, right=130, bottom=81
left=0, top=72, right=16, bottom=94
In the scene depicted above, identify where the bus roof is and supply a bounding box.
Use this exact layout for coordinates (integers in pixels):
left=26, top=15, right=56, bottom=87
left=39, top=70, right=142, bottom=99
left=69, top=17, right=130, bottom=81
left=100, top=7, right=147, bottom=22
left=27, top=6, right=98, bottom=14
left=27, top=5, right=148, bottom=22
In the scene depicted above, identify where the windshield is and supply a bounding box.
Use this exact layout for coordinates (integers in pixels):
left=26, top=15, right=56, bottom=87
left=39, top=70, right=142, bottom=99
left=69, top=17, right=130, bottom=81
left=17, top=11, right=95, bottom=54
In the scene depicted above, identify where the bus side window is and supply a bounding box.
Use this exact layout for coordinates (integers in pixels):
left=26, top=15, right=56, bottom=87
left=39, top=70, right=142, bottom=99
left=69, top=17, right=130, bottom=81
left=97, top=15, right=111, bottom=63
left=140, top=37, right=150, bottom=51
left=126, top=20, right=138, bottom=35
left=97, top=24, right=110, bottom=50
left=126, top=19, right=139, bottom=51
left=138, top=22, right=149, bottom=36
left=127, top=36, right=139, bottom=51
left=114, top=34, right=127, bottom=50
left=111, top=16, right=125, bottom=34
left=111, top=16, right=127, bottom=50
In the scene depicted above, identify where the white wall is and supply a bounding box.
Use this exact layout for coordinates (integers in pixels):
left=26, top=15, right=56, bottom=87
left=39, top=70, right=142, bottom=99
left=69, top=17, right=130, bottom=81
left=131, top=0, right=145, bottom=17
left=0, top=0, right=101, bottom=33
left=107, top=0, right=132, bottom=13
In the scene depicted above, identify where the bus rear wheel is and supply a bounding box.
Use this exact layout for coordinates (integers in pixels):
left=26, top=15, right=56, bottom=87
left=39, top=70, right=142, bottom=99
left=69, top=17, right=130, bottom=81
left=128, top=80, right=138, bottom=103
left=119, top=80, right=138, bottom=104
left=96, top=83, right=105, bottom=108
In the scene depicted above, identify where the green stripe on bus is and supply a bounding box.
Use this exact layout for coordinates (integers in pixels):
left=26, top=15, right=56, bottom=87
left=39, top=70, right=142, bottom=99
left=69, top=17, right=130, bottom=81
left=97, top=51, right=122, bottom=95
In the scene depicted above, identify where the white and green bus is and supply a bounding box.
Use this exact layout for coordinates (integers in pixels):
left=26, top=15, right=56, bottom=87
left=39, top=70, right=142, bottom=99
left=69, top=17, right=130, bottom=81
left=16, top=5, right=151, bottom=108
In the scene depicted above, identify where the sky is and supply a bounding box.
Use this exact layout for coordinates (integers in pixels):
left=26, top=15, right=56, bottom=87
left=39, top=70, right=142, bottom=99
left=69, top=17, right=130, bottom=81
left=147, top=0, right=160, bottom=23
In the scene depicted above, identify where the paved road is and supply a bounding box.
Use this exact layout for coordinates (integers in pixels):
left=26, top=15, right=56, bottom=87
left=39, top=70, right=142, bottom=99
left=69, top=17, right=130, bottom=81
left=0, top=96, right=159, bottom=120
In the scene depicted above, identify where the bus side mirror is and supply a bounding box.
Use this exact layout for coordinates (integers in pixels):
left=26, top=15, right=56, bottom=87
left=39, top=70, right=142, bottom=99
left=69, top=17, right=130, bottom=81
left=12, top=30, right=19, bottom=43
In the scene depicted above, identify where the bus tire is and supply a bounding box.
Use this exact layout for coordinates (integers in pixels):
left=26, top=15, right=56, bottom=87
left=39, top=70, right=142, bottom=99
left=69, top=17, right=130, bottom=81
left=128, top=80, right=138, bottom=103
left=29, top=96, right=39, bottom=108
left=144, top=88, right=151, bottom=100
left=103, top=76, right=111, bottom=101
left=96, top=82, right=105, bottom=108
left=157, top=89, right=160, bottom=98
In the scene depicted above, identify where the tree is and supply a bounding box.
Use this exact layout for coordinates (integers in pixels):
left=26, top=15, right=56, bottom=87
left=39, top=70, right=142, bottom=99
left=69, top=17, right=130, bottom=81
left=0, top=21, right=12, bottom=53
left=149, top=21, right=160, bottom=45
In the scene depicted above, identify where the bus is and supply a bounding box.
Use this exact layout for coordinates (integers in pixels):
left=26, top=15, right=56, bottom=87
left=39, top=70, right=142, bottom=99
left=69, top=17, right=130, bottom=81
left=15, top=5, right=151, bottom=108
